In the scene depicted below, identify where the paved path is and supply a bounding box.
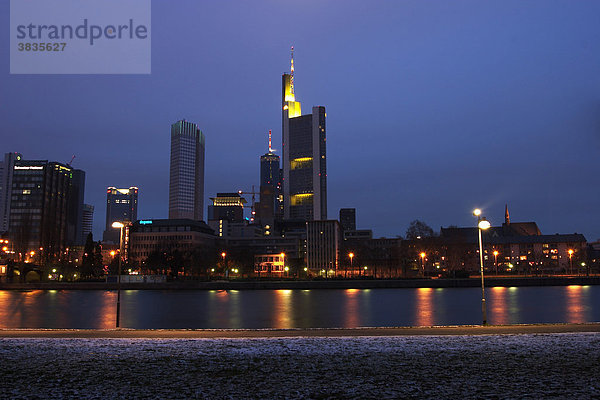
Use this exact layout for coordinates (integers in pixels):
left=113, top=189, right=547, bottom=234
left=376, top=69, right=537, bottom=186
left=2, top=323, right=599, bottom=338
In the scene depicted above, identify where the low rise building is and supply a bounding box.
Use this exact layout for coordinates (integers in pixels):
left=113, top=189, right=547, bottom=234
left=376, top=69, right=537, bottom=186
left=306, top=220, right=341, bottom=275
left=254, top=253, right=285, bottom=276
left=128, top=219, right=217, bottom=271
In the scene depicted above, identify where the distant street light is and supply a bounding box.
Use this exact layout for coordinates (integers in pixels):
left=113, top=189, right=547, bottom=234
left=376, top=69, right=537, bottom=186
left=348, top=252, right=354, bottom=279
left=112, top=221, right=126, bottom=328
left=474, top=209, right=491, bottom=325
left=420, top=252, right=426, bottom=277
left=493, top=250, right=499, bottom=275
left=222, top=252, right=228, bottom=279
left=568, top=249, right=574, bottom=275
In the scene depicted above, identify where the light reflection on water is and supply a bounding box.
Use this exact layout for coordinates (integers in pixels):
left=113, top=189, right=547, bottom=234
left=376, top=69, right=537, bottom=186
left=98, top=290, right=116, bottom=329
left=490, top=287, right=508, bottom=325
left=273, top=289, right=292, bottom=329
left=415, top=288, right=434, bottom=327
left=344, top=289, right=360, bottom=328
left=0, top=286, right=598, bottom=329
left=565, top=285, right=588, bottom=324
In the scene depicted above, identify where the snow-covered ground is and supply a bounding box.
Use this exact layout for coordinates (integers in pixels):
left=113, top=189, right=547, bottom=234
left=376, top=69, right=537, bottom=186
left=1, top=333, right=599, bottom=399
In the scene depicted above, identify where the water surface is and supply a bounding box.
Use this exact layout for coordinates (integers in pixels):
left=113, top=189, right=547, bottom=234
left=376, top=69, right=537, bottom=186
left=0, top=286, right=598, bottom=329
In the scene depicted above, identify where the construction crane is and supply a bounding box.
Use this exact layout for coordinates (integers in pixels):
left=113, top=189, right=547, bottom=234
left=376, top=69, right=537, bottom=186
left=66, top=155, right=76, bottom=167
left=238, top=185, right=259, bottom=223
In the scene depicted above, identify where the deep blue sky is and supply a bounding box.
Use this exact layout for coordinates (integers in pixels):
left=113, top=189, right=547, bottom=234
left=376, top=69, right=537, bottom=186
left=1, top=0, right=599, bottom=241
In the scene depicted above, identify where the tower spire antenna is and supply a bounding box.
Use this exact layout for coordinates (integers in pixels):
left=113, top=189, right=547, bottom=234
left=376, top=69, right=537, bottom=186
left=268, top=129, right=272, bottom=153
left=290, top=45, right=295, bottom=96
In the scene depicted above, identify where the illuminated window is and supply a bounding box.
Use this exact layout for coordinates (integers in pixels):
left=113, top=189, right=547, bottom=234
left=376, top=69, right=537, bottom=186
left=290, top=157, right=313, bottom=170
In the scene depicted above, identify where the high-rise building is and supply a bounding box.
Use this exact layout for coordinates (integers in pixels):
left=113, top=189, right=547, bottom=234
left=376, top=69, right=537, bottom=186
left=103, top=187, right=138, bottom=243
left=260, top=137, right=281, bottom=188
left=339, top=208, right=356, bottom=232
left=169, top=119, right=205, bottom=221
left=9, top=160, right=72, bottom=259
left=0, top=152, right=22, bottom=233
left=282, top=47, right=327, bottom=221
left=257, top=130, right=281, bottom=224
left=306, top=220, right=341, bottom=274
left=207, top=193, right=246, bottom=222
left=81, top=203, right=94, bottom=243
left=67, top=169, right=86, bottom=246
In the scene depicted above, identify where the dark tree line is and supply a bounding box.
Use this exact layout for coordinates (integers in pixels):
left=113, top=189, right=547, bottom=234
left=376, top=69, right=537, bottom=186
left=79, top=233, right=105, bottom=279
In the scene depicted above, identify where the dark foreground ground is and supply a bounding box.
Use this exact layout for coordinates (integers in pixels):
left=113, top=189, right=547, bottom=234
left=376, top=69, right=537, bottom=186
left=1, top=327, right=599, bottom=399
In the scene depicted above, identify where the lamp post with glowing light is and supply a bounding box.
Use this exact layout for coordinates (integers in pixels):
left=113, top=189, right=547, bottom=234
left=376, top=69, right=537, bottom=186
left=473, top=209, right=491, bottom=325
left=348, top=252, right=354, bottom=278
left=280, top=253, right=286, bottom=278
left=568, top=249, right=574, bottom=275
left=221, top=252, right=228, bottom=278
left=111, top=221, right=126, bottom=328
left=420, top=252, right=426, bottom=277
left=493, top=250, right=499, bottom=275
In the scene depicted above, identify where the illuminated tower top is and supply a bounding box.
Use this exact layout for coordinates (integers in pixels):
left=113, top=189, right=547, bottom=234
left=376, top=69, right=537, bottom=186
left=290, top=46, right=295, bottom=97
left=282, top=45, right=301, bottom=118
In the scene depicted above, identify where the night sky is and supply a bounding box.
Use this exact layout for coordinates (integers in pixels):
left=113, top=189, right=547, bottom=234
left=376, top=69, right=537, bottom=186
left=1, top=0, right=599, bottom=241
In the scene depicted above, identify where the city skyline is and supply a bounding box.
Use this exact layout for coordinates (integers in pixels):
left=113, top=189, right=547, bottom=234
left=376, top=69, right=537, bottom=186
left=1, top=1, right=599, bottom=241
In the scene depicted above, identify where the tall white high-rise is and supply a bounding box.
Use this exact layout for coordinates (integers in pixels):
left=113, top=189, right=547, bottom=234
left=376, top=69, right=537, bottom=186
left=169, top=120, right=205, bottom=220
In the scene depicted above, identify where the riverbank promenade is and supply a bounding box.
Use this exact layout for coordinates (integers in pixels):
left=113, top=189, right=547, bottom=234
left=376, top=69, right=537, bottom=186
left=2, top=322, right=600, bottom=338
left=1, top=275, right=599, bottom=291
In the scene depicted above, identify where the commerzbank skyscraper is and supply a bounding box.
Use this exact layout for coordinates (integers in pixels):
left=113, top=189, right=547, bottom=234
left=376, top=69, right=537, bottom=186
left=169, top=120, right=205, bottom=221
left=282, top=47, right=327, bottom=221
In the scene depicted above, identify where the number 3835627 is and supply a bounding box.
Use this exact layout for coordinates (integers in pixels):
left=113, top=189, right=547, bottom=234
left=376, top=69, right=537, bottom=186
left=17, top=43, right=67, bottom=51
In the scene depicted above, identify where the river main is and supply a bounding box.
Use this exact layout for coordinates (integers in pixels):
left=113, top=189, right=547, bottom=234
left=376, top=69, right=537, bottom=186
left=1, top=286, right=598, bottom=329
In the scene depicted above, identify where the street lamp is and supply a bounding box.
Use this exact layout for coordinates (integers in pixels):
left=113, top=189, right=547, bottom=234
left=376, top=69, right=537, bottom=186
left=568, top=249, right=574, bottom=275
left=221, top=252, right=227, bottom=278
left=420, top=252, right=426, bottom=277
left=473, top=209, right=491, bottom=325
left=348, top=252, right=354, bottom=278
left=112, top=221, right=125, bottom=328
left=493, top=250, right=499, bottom=275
